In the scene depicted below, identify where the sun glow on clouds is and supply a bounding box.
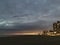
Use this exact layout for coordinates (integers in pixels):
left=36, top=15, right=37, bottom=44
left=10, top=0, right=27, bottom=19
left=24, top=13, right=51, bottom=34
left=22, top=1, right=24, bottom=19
left=4, top=30, right=43, bottom=35
left=11, top=33, right=39, bottom=35
left=5, top=32, right=39, bottom=35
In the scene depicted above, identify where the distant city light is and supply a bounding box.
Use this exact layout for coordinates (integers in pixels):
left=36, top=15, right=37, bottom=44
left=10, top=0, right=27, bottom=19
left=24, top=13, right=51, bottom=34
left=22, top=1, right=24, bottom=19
left=54, top=32, right=56, bottom=34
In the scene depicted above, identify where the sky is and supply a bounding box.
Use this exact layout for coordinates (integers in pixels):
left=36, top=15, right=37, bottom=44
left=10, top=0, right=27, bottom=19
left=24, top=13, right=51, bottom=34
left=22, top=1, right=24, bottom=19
left=0, top=0, right=60, bottom=32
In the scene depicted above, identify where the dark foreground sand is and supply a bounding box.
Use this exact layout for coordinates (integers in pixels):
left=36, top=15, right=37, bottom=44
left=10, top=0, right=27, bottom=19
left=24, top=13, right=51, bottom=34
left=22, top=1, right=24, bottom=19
left=0, top=35, right=60, bottom=45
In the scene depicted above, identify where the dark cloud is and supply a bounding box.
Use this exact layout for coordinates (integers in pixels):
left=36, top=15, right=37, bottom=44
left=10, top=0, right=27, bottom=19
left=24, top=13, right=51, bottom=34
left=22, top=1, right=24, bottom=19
left=0, top=0, right=60, bottom=32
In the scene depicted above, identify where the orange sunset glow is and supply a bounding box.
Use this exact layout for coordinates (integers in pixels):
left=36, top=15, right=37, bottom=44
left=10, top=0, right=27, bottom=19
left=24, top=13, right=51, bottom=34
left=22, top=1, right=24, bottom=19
left=4, top=30, right=44, bottom=35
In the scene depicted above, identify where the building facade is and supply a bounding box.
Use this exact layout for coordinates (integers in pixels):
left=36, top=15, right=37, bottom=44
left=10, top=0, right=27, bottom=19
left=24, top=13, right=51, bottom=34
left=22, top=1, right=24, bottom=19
left=53, top=21, right=60, bottom=32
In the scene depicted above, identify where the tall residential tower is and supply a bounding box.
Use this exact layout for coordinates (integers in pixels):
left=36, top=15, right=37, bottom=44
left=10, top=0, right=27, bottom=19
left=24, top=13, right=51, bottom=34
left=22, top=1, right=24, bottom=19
left=53, top=21, right=60, bottom=32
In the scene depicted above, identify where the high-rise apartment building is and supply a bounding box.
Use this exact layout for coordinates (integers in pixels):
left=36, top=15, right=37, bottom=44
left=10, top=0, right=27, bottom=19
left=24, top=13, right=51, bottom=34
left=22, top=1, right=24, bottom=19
left=53, top=21, right=60, bottom=32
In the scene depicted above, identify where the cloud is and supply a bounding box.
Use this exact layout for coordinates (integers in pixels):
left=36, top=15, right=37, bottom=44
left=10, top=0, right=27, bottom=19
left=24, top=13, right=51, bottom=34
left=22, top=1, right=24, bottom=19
left=0, top=0, right=60, bottom=32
